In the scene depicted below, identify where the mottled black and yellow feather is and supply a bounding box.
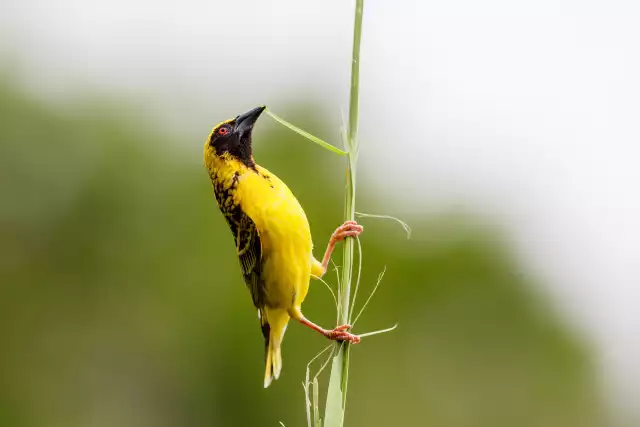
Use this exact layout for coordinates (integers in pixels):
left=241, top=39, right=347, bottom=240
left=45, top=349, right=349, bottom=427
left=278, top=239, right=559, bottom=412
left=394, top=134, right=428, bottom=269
left=209, top=169, right=266, bottom=308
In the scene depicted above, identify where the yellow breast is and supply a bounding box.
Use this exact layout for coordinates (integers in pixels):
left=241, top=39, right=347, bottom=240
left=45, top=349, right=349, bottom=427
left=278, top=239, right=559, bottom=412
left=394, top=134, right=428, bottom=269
left=236, top=165, right=313, bottom=309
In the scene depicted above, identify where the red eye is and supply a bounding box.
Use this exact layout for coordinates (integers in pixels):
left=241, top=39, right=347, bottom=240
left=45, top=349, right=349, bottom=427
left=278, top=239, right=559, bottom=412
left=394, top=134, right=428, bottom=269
left=218, top=127, right=229, bottom=136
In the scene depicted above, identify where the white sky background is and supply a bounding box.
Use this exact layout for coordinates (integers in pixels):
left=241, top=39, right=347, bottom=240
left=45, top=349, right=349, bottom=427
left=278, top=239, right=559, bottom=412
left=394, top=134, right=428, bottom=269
left=2, top=0, right=639, bottom=422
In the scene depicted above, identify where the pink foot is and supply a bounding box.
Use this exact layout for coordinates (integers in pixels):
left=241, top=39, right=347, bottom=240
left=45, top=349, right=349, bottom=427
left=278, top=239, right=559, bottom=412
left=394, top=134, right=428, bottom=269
left=325, top=324, right=360, bottom=344
left=331, top=221, right=364, bottom=243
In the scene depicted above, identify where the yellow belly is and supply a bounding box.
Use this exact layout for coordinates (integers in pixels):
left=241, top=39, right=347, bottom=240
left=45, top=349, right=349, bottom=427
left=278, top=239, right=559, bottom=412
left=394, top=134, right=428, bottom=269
left=261, top=225, right=311, bottom=309
left=236, top=166, right=313, bottom=310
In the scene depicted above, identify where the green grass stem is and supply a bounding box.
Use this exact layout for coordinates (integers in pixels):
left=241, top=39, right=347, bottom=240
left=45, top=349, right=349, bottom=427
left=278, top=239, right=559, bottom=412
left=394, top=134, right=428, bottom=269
left=323, top=1, right=364, bottom=426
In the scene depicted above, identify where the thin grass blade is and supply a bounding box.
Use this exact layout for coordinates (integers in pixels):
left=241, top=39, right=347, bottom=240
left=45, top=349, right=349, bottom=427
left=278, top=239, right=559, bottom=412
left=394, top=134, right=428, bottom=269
left=304, top=344, right=333, bottom=427
left=313, top=377, right=320, bottom=427
left=314, top=345, right=336, bottom=380
left=357, top=323, right=398, bottom=338
left=348, top=237, right=364, bottom=323
left=304, top=376, right=311, bottom=427
left=265, top=110, right=347, bottom=156
left=355, top=212, right=412, bottom=239
left=352, top=266, right=387, bottom=327
left=313, top=275, right=338, bottom=311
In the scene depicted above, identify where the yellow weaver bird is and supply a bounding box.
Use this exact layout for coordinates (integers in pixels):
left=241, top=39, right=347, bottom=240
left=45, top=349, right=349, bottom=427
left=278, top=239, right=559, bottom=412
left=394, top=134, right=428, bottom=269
left=204, top=106, right=362, bottom=388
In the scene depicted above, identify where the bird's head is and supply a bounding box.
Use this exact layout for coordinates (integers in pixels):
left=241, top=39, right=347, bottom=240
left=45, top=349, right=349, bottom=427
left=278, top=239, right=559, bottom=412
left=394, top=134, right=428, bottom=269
left=204, top=105, right=266, bottom=171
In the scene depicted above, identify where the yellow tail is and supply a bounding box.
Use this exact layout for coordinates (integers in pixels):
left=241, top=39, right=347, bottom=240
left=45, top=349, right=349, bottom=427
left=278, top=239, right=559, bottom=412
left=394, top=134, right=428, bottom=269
left=262, top=308, right=289, bottom=388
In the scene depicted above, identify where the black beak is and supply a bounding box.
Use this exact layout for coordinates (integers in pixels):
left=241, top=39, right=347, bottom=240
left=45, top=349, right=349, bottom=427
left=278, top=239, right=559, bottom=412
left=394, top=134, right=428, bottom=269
left=235, top=106, right=266, bottom=137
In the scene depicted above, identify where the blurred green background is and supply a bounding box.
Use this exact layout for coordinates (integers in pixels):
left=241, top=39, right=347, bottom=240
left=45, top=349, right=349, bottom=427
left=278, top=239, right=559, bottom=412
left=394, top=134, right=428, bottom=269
left=0, top=74, right=612, bottom=427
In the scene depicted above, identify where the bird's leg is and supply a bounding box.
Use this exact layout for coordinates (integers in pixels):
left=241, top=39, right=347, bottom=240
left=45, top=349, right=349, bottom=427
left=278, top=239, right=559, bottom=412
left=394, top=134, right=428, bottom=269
left=295, top=314, right=360, bottom=344
left=318, top=220, right=364, bottom=277
left=299, top=221, right=363, bottom=343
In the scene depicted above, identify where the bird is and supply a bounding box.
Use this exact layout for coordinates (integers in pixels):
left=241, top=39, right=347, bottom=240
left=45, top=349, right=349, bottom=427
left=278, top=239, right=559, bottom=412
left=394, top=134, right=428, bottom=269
left=204, top=106, right=363, bottom=388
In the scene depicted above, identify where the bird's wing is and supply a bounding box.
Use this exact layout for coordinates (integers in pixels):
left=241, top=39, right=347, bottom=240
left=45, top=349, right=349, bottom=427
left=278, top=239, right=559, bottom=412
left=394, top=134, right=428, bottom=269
left=235, top=211, right=266, bottom=308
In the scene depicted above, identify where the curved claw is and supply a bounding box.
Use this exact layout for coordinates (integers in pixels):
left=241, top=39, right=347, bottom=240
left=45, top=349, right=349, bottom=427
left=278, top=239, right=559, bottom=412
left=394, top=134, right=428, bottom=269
left=334, top=324, right=352, bottom=332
